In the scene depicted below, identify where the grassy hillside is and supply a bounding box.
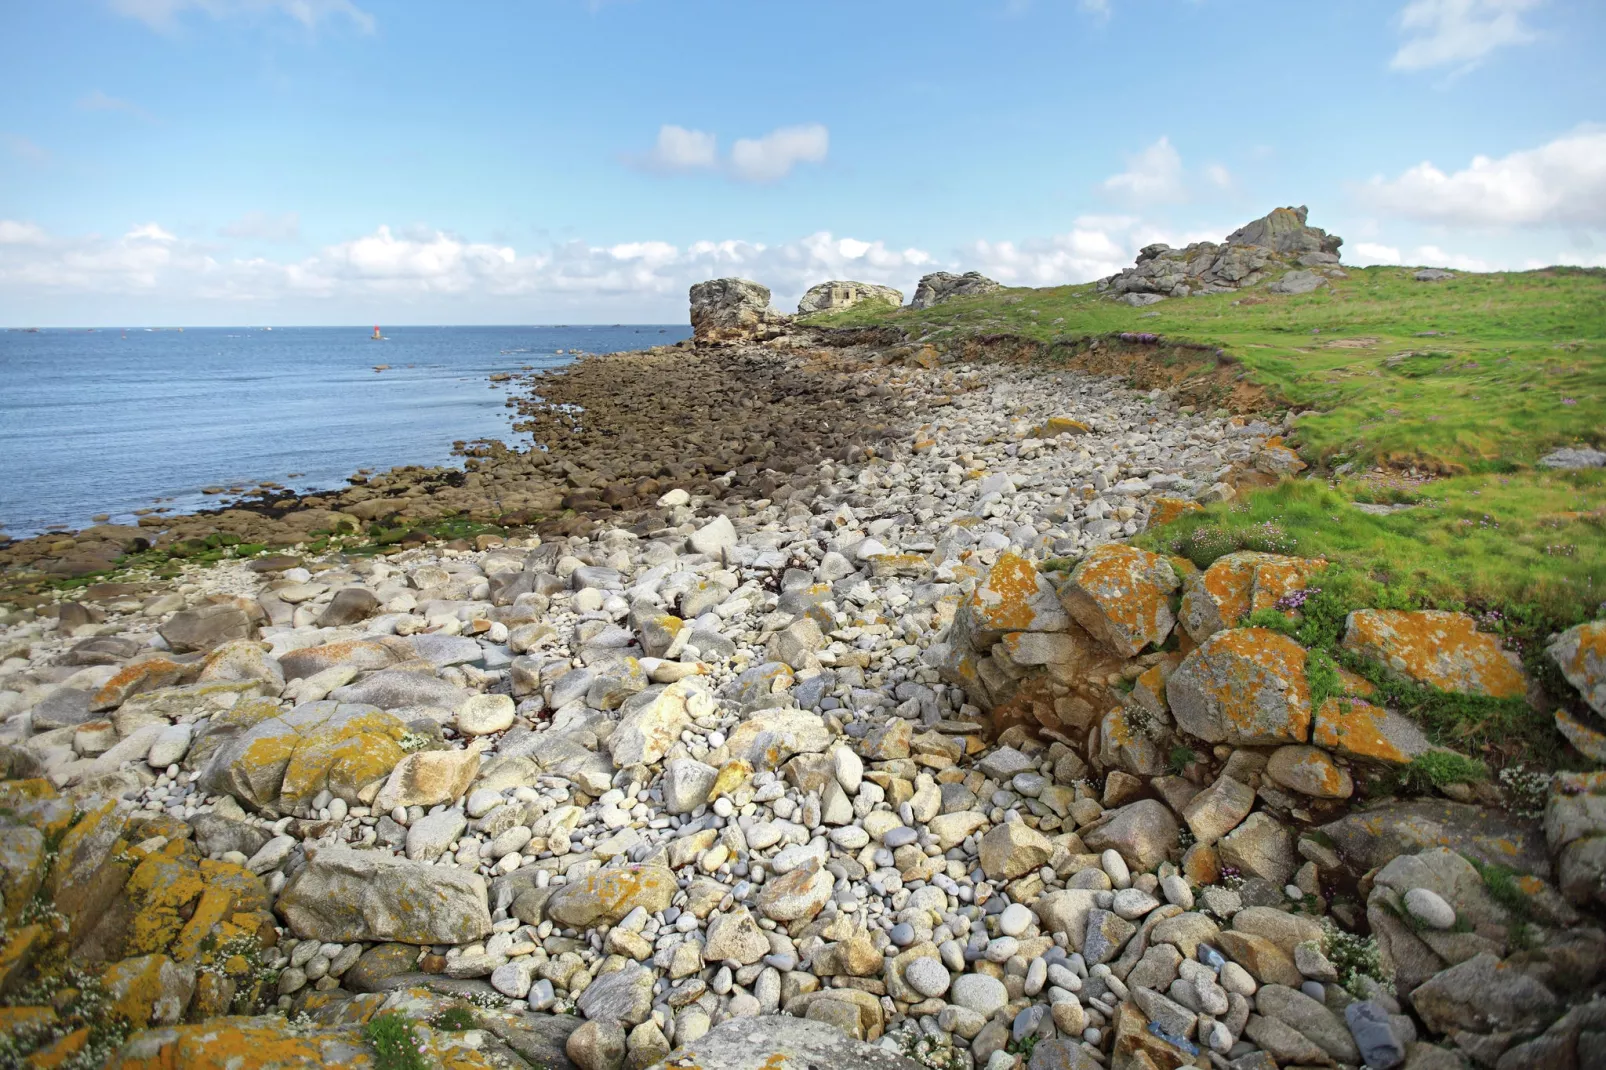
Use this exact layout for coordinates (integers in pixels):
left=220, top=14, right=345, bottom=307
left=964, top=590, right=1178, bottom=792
left=810, top=265, right=1606, bottom=624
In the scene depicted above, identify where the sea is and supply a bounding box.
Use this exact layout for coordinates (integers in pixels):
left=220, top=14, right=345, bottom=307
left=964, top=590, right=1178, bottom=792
left=0, top=324, right=690, bottom=539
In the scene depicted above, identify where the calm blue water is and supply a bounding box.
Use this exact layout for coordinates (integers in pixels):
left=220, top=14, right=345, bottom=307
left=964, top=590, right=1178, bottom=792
left=0, top=325, right=689, bottom=538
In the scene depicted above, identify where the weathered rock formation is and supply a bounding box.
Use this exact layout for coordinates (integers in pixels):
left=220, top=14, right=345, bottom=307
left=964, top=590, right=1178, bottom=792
left=688, top=277, right=791, bottom=345
left=796, top=280, right=903, bottom=316
left=1097, top=205, right=1346, bottom=306
left=909, top=270, right=1002, bottom=309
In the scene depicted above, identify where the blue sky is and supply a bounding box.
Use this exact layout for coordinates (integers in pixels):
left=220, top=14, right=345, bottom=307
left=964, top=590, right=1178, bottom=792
left=1, top=0, right=1602, bottom=325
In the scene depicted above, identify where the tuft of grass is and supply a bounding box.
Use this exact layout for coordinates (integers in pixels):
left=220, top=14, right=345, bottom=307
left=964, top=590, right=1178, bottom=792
left=430, top=1005, right=477, bottom=1032
left=1167, top=745, right=1198, bottom=775
left=1305, top=648, right=1343, bottom=712
left=365, top=1012, right=430, bottom=1070
left=1398, top=751, right=1489, bottom=793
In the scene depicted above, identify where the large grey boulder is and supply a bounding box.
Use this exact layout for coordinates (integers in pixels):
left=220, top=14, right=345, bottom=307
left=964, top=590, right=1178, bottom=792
left=908, top=271, right=1001, bottom=309
left=276, top=846, right=492, bottom=944
left=1224, top=205, right=1343, bottom=258
left=689, top=278, right=791, bottom=345
left=647, top=1015, right=921, bottom=1070
left=797, top=280, right=903, bottom=315
left=1098, top=205, right=1344, bottom=300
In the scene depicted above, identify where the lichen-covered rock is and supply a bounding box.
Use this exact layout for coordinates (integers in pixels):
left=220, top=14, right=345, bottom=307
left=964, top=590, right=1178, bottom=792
left=1264, top=744, right=1353, bottom=799
left=372, top=746, right=480, bottom=813
left=200, top=701, right=408, bottom=814
left=1311, top=696, right=1433, bottom=766
left=978, top=820, right=1053, bottom=880
left=610, top=679, right=713, bottom=767
left=1341, top=609, right=1526, bottom=698
left=103, top=953, right=196, bottom=1026
left=796, top=281, right=903, bottom=316
left=276, top=638, right=408, bottom=682
left=1058, top=544, right=1179, bottom=657
left=1178, top=552, right=1323, bottom=643
left=1549, top=620, right=1606, bottom=714
left=276, top=846, right=491, bottom=944
left=1322, top=799, right=1551, bottom=878
left=1166, top=628, right=1311, bottom=745
left=908, top=271, right=1001, bottom=309
left=953, top=552, right=1071, bottom=650
left=543, top=863, right=676, bottom=928
left=689, top=278, right=791, bottom=345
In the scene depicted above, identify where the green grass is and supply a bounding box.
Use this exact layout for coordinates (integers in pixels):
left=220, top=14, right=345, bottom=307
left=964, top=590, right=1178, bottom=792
left=1140, top=475, right=1606, bottom=624
left=810, top=265, right=1606, bottom=473
left=1398, top=751, right=1489, bottom=792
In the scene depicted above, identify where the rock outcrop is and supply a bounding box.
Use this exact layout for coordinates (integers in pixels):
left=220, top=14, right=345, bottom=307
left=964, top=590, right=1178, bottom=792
left=909, top=270, right=1001, bottom=309
left=796, top=280, right=903, bottom=316
left=688, top=277, right=791, bottom=345
left=1097, top=205, right=1346, bottom=305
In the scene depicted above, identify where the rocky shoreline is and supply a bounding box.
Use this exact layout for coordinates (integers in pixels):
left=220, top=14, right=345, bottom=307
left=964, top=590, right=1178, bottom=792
left=1, top=260, right=1604, bottom=1070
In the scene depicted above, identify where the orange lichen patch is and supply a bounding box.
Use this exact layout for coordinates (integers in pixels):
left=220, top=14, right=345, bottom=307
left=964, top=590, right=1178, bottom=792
left=1255, top=443, right=1308, bottom=476
left=1336, top=668, right=1376, bottom=698
left=963, top=552, right=1069, bottom=645
left=1060, top=544, right=1179, bottom=658
left=710, top=759, right=753, bottom=800
left=277, top=709, right=408, bottom=809
left=1342, top=609, right=1527, bottom=698
left=1033, top=416, right=1090, bottom=437
left=1248, top=556, right=1327, bottom=615
left=103, top=953, right=194, bottom=1027
left=26, top=1025, right=88, bottom=1069
left=102, top=1016, right=357, bottom=1069
left=123, top=846, right=207, bottom=956
left=0, top=823, right=48, bottom=927
left=1312, top=697, right=1429, bottom=766
left=91, top=657, right=186, bottom=712
left=1149, top=497, right=1204, bottom=528
left=0, top=924, right=44, bottom=992
left=546, top=863, right=676, bottom=928
left=48, top=798, right=132, bottom=936
left=0, top=1004, right=56, bottom=1033
left=1167, top=627, right=1311, bottom=745
left=0, top=779, right=60, bottom=805
left=1550, top=620, right=1606, bottom=713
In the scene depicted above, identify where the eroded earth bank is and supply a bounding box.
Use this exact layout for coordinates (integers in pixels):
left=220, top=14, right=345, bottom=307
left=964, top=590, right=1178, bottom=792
left=0, top=271, right=1604, bottom=1070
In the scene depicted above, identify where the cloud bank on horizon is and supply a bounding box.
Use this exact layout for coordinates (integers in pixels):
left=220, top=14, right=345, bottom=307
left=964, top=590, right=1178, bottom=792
left=0, top=0, right=1601, bottom=323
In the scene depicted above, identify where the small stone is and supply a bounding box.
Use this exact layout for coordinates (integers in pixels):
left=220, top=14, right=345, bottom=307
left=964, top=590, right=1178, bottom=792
left=1403, top=887, right=1456, bottom=930
left=950, top=973, right=1009, bottom=1017
left=999, top=903, right=1034, bottom=936
left=904, top=957, right=951, bottom=999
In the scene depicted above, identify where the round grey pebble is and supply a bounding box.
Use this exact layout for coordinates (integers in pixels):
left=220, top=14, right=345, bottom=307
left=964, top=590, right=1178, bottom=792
left=904, top=957, right=952, bottom=999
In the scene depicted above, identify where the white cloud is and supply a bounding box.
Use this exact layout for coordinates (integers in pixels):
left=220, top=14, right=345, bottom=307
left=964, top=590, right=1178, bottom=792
left=0, top=222, right=49, bottom=245
left=1361, top=129, right=1606, bottom=226
left=0, top=219, right=932, bottom=317
left=1204, top=164, right=1233, bottom=190
left=126, top=223, right=177, bottom=242
left=637, top=125, right=719, bottom=173
left=1391, top=0, right=1542, bottom=72
left=1351, top=242, right=1403, bottom=264
left=728, top=124, right=829, bottom=183
left=220, top=210, right=301, bottom=241
left=965, top=217, right=1228, bottom=288
left=631, top=123, right=829, bottom=184
left=1414, top=244, right=1493, bottom=271
left=108, top=0, right=375, bottom=33
left=1103, top=137, right=1185, bottom=204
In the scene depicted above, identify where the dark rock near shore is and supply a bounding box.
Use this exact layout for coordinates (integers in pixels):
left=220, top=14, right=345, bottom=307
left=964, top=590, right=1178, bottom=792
left=689, top=277, right=791, bottom=345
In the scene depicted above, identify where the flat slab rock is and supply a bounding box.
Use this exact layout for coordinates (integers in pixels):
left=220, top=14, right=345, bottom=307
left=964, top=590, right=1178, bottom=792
left=1319, top=799, right=1550, bottom=879
left=649, top=1015, right=920, bottom=1070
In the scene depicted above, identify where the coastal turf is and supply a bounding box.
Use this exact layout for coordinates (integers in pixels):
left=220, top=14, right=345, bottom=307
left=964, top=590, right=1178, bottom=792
left=811, top=265, right=1606, bottom=624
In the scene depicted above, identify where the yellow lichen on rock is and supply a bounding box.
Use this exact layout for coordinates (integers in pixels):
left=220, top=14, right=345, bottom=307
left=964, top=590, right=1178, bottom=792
left=1166, top=627, right=1311, bottom=745
left=1342, top=609, right=1527, bottom=698
left=1059, top=544, right=1179, bottom=658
